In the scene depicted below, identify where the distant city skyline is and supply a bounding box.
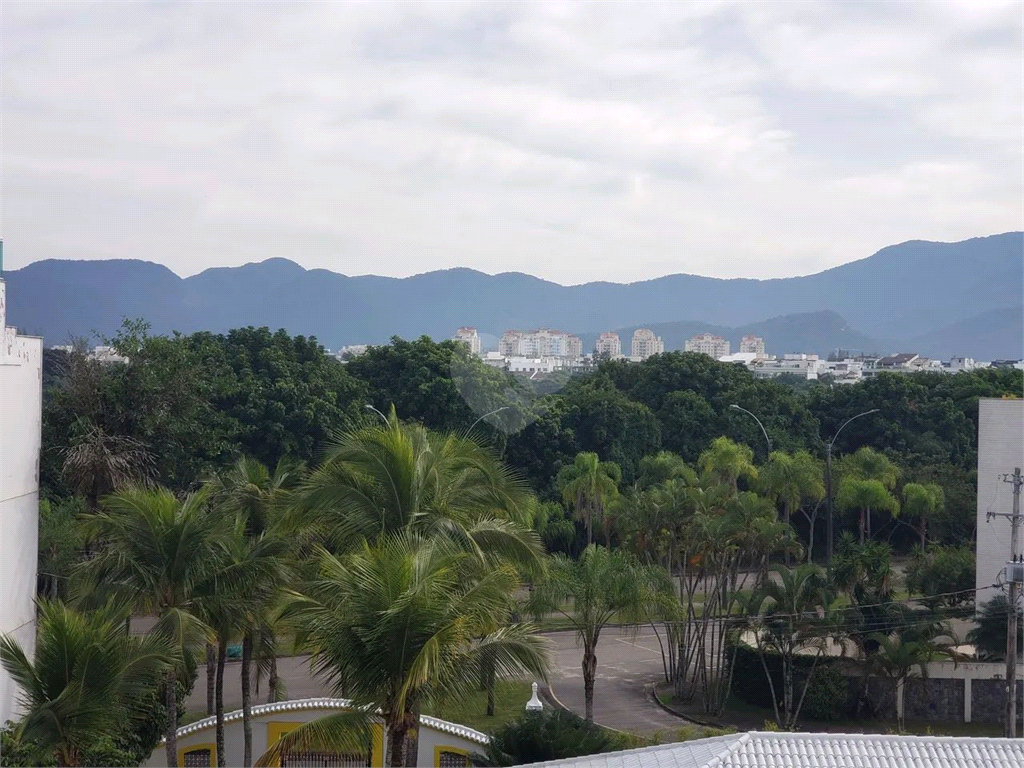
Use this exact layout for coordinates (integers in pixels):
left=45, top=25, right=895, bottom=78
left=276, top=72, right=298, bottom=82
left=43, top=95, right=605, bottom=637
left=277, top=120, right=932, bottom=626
left=2, top=2, right=1020, bottom=283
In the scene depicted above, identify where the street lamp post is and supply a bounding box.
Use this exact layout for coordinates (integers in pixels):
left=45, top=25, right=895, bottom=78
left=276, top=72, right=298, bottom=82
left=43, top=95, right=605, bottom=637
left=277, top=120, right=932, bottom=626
left=824, top=409, right=880, bottom=565
left=469, top=406, right=512, bottom=433
left=729, top=404, right=772, bottom=455
left=364, top=403, right=389, bottom=425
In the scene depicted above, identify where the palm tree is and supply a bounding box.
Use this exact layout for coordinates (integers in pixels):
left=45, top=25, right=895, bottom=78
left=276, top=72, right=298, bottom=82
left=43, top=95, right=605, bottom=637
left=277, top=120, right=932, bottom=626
left=869, top=620, right=962, bottom=731
left=0, top=600, right=171, bottom=767
left=838, top=446, right=900, bottom=490
left=698, top=437, right=757, bottom=494
left=528, top=545, right=669, bottom=722
left=759, top=450, right=824, bottom=564
left=746, top=564, right=837, bottom=730
left=837, top=478, right=900, bottom=543
left=258, top=534, right=550, bottom=768
left=61, top=419, right=155, bottom=513
left=634, top=451, right=698, bottom=490
left=297, top=411, right=542, bottom=568
left=73, top=485, right=231, bottom=767
left=556, top=453, right=622, bottom=546
left=967, top=595, right=1023, bottom=660
left=902, top=482, right=944, bottom=549
left=206, top=457, right=301, bottom=767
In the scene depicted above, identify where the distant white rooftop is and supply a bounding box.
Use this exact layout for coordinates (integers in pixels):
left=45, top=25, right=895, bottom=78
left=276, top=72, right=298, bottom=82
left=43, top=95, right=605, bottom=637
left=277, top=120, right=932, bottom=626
left=518, top=731, right=1024, bottom=768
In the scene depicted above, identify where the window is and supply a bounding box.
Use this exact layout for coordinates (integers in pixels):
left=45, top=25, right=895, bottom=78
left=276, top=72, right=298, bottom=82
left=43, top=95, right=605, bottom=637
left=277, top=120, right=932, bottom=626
left=281, top=751, right=369, bottom=767
left=435, top=748, right=471, bottom=767
left=181, top=746, right=215, bottom=767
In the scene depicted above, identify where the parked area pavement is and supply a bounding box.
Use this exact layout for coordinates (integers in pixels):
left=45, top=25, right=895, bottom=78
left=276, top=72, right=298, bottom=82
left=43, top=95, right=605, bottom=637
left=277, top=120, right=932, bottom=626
left=542, top=628, right=692, bottom=736
left=182, top=629, right=692, bottom=736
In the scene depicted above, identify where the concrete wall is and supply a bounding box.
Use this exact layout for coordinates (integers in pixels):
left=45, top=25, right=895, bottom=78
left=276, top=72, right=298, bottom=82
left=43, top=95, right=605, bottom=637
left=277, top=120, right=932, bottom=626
left=0, top=279, right=43, bottom=725
left=975, top=398, right=1024, bottom=600
left=142, top=700, right=489, bottom=767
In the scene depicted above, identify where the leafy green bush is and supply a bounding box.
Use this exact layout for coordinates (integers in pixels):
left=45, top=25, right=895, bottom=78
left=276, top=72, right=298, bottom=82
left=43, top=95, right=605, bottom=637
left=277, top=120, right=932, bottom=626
left=471, top=709, right=640, bottom=766
left=1, top=721, right=135, bottom=768
left=904, top=545, right=975, bottom=609
left=799, top=663, right=849, bottom=721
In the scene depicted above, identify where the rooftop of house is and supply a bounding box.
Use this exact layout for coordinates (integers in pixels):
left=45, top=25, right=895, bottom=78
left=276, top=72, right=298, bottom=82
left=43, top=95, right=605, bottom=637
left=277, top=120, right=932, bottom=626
left=517, top=731, right=1024, bottom=768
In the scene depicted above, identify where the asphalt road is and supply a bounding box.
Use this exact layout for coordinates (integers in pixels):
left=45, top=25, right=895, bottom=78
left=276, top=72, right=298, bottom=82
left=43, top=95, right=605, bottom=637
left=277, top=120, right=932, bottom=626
left=182, top=629, right=689, bottom=736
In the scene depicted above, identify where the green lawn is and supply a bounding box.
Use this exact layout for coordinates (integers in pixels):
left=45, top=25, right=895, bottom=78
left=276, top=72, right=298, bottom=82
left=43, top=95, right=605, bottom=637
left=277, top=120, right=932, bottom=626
left=426, top=680, right=534, bottom=735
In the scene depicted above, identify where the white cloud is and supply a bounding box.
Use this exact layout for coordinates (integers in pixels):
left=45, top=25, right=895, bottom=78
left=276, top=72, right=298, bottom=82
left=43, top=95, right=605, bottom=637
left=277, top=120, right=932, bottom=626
left=1, top=0, right=1020, bottom=284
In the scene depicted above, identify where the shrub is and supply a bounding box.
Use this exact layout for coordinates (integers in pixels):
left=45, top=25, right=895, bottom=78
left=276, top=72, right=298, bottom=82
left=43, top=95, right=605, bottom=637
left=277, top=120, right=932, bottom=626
left=471, top=709, right=639, bottom=766
left=904, top=545, right=975, bottom=609
left=799, top=662, right=849, bottom=721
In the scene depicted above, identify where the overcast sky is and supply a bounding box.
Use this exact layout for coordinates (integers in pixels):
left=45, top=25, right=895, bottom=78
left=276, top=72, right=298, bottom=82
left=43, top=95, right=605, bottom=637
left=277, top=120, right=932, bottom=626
left=2, top=1, right=1021, bottom=284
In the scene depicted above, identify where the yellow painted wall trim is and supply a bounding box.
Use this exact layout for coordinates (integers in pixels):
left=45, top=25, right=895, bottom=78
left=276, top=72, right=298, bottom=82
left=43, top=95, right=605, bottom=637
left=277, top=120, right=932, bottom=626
left=177, top=742, right=216, bottom=768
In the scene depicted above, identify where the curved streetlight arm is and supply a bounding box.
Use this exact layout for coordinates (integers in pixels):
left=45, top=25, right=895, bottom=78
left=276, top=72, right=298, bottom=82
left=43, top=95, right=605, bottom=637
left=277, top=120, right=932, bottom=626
left=365, top=403, right=390, bottom=425
left=469, top=406, right=512, bottom=433
left=827, top=408, right=880, bottom=448
left=730, top=404, right=772, bottom=454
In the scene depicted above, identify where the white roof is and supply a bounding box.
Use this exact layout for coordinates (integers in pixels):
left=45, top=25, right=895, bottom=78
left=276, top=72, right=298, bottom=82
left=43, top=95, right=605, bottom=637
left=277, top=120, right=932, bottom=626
left=517, top=731, right=1024, bottom=768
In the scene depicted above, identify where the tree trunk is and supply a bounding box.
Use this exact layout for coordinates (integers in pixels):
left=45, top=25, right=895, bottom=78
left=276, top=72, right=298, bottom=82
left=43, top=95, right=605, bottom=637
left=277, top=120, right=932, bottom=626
left=242, top=633, right=253, bottom=767
left=206, top=643, right=216, bottom=716
left=267, top=654, right=278, bottom=704
left=164, top=669, right=178, bottom=768
left=920, top=517, right=927, bottom=549
left=216, top=638, right=227, bottom=767
left=387, top=724, right=407, bottom=767
left=783, top=503, right=791, bottom=565
left=486, top=663, right=496, bottom=717
left=859, top=508, right=866, bottom=544
left=783, top=655, right=794, bottom=729
left=866, top=505, right=872, bottom=540
left=582, top=646, right=597, bottom=722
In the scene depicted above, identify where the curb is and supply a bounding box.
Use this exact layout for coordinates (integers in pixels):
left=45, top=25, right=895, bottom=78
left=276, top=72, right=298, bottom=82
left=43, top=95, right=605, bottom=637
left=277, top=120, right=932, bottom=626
left=540, top=681, right=632, bottom=737
left=646, top=684, right=727, bottom=730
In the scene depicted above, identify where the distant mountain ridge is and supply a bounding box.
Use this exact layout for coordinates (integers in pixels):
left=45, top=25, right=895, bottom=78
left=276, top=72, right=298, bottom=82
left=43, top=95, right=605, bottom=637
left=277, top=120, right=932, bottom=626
left=4, top=233, right=1022, bottom=360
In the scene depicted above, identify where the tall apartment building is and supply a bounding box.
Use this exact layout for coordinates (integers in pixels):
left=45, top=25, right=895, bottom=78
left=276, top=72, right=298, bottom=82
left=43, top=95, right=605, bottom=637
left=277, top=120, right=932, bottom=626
left=631, top=328, right=664, bottom=360
left=685, top=333, right=730, bottom=358
left=739, top=335, right=765, bottom=356
left=595, top=332, right=622, bottom=359
left=0, top=255, right=44, bottom=725
left=499, top=329, right=582, bottom=358
left=452, top=327, right=482, bottom=355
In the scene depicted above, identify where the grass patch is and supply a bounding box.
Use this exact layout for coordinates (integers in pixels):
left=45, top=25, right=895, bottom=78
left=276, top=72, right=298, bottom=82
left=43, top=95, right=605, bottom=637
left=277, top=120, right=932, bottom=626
left=426, top=680, right=533, bottom=735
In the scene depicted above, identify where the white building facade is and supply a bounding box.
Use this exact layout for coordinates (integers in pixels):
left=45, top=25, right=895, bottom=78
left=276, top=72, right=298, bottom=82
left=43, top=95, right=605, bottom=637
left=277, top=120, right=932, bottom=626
left=685, top=333, right=730, bottom=358
left=975, top=398, right=1024, bottom=602
left=498, top=328, right=581, bottom=359
left=451, top=327, right=482, bottom=355
left=631, top=328, right=664, bottom=360
left=0, top=274, right=44, bottom=725
left=739, top=335, right=766, bottom=356
left=594, top=332, right=622, bottom=359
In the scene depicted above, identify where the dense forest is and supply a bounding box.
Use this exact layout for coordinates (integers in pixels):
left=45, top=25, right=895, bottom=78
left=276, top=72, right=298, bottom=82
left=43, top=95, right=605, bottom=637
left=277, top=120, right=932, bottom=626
left=40, top=321, right=1021, bottom=570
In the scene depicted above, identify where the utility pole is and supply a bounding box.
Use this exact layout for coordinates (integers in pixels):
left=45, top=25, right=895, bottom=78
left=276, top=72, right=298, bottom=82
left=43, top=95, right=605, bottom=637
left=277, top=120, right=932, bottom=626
left=990, top=467, right=1023, bottom=738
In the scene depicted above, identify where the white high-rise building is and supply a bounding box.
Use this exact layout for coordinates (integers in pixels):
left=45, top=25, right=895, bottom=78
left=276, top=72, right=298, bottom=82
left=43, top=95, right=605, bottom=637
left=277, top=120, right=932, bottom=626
left=0, top=253, right=44, bottom=725
left=498, top=329, right=582, bottom=359
left=631, top=329, right=664, bottom=360
left=452, top=327, right=482, bottom=355
left=595, top=332, right=622, bottom=359
left=685, top=333, right=730, bottom=358
left=975, top=398, right=1024, bottom=604
left=739, top=335, right=765, bottom=356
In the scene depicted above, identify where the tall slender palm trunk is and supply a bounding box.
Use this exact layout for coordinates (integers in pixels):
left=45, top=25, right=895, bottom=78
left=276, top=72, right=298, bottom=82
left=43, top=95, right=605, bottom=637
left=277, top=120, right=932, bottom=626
left=216, top=638, right=227, bottom=767
left=267, top=654, right=278, bottom=703
left=242, top=634, right=253, bottom=767
left=206, top=643, right=216, bottom=716
left=164, top=669, right=178, bottom=768
left=582, top=646, right=597, bottom=721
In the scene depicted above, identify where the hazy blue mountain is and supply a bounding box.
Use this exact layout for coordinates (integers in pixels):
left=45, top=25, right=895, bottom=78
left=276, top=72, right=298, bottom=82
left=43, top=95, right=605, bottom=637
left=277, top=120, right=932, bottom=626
left=3, top=233, right=1021, bottom=360
left=904, top=306, right=1024, bottom=362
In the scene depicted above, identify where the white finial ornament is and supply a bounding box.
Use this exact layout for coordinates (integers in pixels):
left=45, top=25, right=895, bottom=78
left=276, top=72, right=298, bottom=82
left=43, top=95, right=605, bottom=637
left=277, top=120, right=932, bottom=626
left=526, top=681, right=543, bottom=711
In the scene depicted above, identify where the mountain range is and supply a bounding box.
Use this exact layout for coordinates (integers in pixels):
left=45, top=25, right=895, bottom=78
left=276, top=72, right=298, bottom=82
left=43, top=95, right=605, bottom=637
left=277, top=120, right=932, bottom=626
left=3, top=233, right=1022, bottom=360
